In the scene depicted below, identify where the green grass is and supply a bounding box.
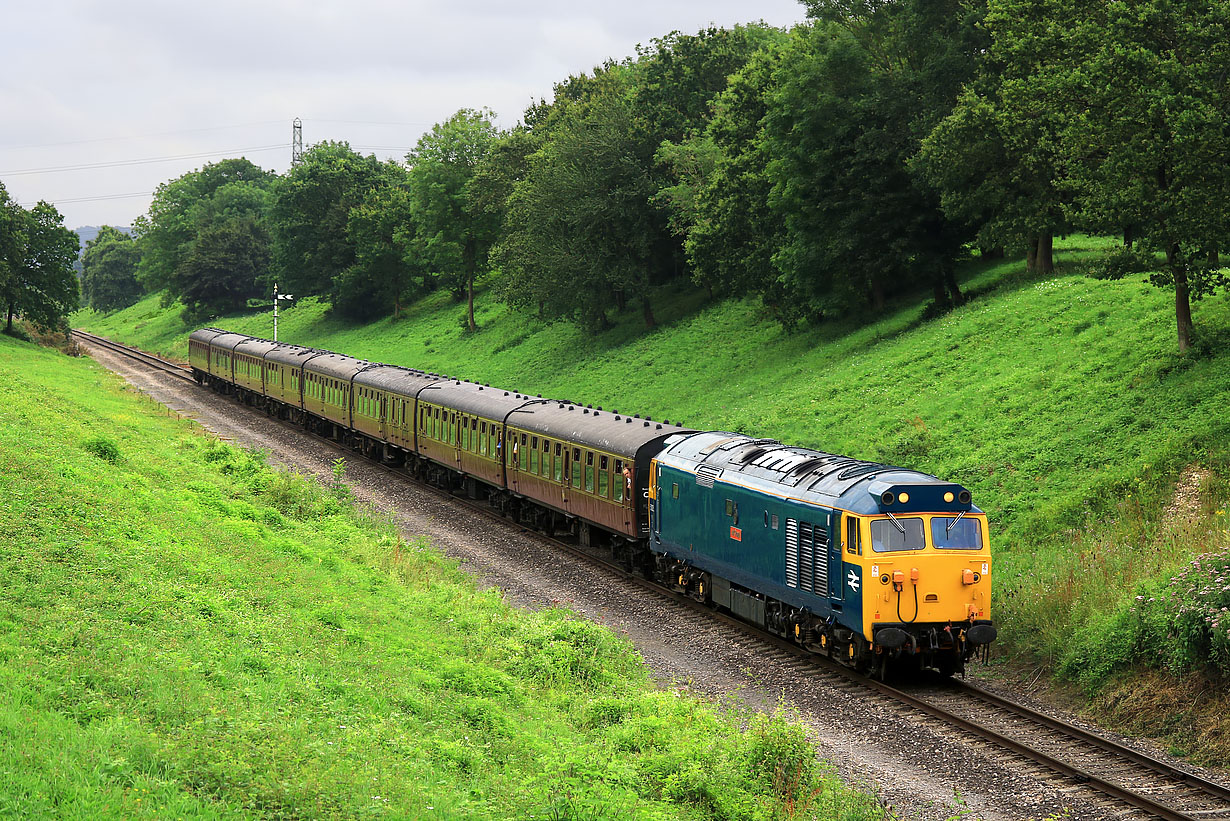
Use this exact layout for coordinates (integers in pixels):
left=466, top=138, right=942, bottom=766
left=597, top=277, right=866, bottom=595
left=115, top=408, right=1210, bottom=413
left=0, top=333, right=884, bottom=819
left=74, top=238, right=1230, bottom=715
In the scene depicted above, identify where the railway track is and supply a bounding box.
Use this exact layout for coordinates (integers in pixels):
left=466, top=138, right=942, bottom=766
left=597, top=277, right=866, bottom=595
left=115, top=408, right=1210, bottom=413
left=77, top=330, right=1230, bottom=821
left=71, top=330, right=195, bottom=383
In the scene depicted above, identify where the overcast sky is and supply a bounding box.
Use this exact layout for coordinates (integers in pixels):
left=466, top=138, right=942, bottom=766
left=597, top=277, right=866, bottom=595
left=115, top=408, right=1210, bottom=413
left=2, top=0, right=806, bottom=231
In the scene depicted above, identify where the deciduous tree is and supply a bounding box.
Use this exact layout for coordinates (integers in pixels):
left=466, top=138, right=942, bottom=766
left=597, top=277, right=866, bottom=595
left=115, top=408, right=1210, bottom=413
left=81, top=226, right=143, bottom=311
left=3, top=201, right=80, bottom=333
left=407, top=110, right=501, bottom=332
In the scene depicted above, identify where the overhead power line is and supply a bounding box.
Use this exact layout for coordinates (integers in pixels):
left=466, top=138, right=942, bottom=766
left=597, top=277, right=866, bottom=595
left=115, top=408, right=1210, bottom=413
left=0, top=120, right=287, bottom=151
left=0, top=144, right=285, bottom=177
left=20, top=191, right=153, bottom=206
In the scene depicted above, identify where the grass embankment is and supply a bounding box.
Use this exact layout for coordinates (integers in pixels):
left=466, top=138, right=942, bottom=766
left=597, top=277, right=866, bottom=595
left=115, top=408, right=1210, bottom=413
left=0, top=333, right=882, bottom=819
left=75, top=237, right=1230, bottom=762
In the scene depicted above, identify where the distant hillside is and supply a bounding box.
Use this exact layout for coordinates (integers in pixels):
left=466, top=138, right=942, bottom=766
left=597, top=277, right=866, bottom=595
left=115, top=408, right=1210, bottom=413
left=72, top=225, right=132, bottom=274
left=73, top=224, right=132, bottom=252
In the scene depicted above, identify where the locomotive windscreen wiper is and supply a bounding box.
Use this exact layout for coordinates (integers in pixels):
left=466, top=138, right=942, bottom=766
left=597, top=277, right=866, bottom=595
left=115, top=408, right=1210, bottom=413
left=885, top=512, right=906, bottom=534
left=946, top=509, right=966, bottom=537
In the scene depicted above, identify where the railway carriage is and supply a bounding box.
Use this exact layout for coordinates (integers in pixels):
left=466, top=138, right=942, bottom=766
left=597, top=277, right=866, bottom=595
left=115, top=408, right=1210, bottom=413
left=505, top=402, right=687, bottom=550
left=351, top=366, right=434, bottom=460
left=190, top=328, right=996, bottom=676
left=301, top=352, right=371, bottom=439
left=261, top=343, right=318, bottom=415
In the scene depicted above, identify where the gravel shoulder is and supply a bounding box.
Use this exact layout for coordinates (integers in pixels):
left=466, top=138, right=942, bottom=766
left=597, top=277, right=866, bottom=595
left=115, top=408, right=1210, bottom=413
left=78, top=340, right=1132, bottom=821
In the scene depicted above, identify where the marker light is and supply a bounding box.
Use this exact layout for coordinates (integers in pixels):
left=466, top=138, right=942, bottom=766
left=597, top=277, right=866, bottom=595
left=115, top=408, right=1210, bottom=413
left=898, top=492, right=910, bottom=503
left=944, top=491, right=955, bottom=503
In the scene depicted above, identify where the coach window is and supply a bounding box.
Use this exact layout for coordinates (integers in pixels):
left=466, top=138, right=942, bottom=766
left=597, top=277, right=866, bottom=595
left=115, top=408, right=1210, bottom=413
left=584, top=452, right=595, bottom=493
left=598, top=455, right=609, bottom=497
left=518, top=434, right=528, bottom=469
left=613, top=460, right=625, bottom=502
left=479, top=421, right=488, bottom=455
left=553, top=443, right=564, bottom=482
left=571, top=449, right=582, bottom=489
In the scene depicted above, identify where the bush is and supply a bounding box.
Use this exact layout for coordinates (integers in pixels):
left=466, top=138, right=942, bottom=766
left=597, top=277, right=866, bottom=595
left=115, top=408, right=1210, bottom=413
left=82, top=435, right=122, bottom=463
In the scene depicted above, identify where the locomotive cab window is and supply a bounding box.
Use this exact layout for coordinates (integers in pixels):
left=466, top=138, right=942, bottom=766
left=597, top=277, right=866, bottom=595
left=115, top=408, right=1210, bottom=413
left=931, top=515, right=983, bottom=550
left=846, top=516, right=862, bottom=555
left=871, top=517, right=925, bottom=552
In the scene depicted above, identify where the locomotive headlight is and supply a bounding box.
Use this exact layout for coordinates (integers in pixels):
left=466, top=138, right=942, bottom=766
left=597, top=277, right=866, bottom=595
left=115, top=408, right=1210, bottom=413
left=898, top=492, right=910, bottom=503
left=944, top=491, right=955, bottom=503
left=881, top=491, right=895, bottom=505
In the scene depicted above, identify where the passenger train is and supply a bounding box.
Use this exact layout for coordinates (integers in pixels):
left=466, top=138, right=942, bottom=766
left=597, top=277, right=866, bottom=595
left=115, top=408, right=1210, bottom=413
left=189, top=328, right=996, bottom=676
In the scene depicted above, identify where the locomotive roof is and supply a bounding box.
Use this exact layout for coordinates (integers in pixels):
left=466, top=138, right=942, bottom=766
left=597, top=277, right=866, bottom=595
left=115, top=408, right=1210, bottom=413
left=658, top=431, right=979, bottom=516
left=508, top=401, right=693, bottom=458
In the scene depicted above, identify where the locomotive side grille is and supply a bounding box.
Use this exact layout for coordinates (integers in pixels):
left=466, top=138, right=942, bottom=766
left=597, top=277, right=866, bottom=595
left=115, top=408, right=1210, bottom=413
left=799, top=522, right=815, bottom=593
left=814, top=527, right=830, bottom=596
left=785, top=518, right=799, bottom=588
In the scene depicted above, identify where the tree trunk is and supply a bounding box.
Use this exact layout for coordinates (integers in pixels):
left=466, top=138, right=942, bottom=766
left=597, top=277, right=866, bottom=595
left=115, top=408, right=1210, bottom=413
left=869, top=275, right=885, bottom=312
left=945, top=267, right=964, bottom=305
left=1168, top=243, right=1193, bottom=353
left=932, top=276, right=948, bottom=308
left=1124, top=225, right=1135, bottom=248
left=1025, top=234, right=1039, bottom=273
left=466, top=273, right=476, bottom=332
left=5, top=302, right=12, bottom=334
left=641, top=295, right=656, bottom=329
left=1209, top=247, right=1221, bottom=268
left=1036, top=233, right=1054, bottom=274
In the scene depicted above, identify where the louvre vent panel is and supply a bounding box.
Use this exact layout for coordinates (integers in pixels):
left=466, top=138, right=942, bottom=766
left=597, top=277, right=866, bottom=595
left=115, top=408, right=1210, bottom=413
left=815, top=529, right=829, bottom=595
left=785, top=519, right=799, bottom=588
left=799, top=522, right=814, bottom=593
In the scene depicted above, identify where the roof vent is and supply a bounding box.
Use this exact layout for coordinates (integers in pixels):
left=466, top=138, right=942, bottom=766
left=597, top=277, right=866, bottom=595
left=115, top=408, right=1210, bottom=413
left=663, top=419, right=669, bottom=425
left=597, top=406, right=602, bottom=411
left=626, top=418, right=632, bottom=424
left=569, top=405, right=574, bottom=411
left=615, top=415, right=621, bottom=420
left=587, top=404, right=592, bottom=409
left=537, top=394, right=542, bottom=398
left=478, top=386, right=483, bottom=391
left=504, top=391, right=509, bottom=396
left=634, top=414, right=640, bottom=419
left=656, top=424, right=662, bottom=429
left=583, top=408, right=590, bottom=414
left=644, top=421, right=650, bottom=427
